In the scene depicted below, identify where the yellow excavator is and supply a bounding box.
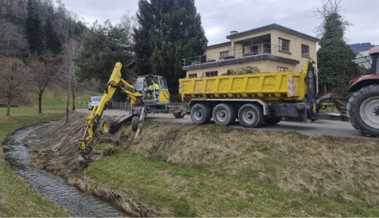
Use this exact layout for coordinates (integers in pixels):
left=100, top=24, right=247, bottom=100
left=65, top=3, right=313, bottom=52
left=80, top=62, right=157, bottom=159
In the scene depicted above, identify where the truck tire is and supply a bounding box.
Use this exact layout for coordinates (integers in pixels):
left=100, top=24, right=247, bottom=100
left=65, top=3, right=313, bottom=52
left=191, top=103, right=211, bottom=124
left=213, top=104, right=236, bottom=126
left=348, top=85, right=379, bottom=136
left=238, top=104, right=263, bottom=128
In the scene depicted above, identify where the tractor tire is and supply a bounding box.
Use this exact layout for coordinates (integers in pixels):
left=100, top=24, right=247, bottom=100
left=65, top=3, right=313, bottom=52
left=348, top=85, right=379, bottom=136
left=213, top=104, right=236, bottom=126
left=238, top=104, right=263, bottom=128
left=264, top=116, right=281, bottom=126
left=190, top=103, right=211, bottom=125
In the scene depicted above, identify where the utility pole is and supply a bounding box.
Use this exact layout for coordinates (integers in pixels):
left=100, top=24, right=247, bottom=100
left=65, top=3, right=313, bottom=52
left=65, top=20, right=72, bottom=124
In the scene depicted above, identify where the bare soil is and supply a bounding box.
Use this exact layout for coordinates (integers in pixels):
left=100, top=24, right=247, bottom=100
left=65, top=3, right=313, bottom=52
left=24, top=113, right=155, bottom=216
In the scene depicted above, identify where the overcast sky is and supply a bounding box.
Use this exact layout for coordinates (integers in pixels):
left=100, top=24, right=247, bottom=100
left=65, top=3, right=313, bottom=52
left=60, top=0, right=379, bottom=45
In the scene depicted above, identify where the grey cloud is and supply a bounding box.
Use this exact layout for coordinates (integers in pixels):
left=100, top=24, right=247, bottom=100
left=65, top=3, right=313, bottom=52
left=61, top=0, right=379, bottom=45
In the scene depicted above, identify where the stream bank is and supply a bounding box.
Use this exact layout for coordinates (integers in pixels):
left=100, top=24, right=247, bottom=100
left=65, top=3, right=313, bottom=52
left=3, top=127, right=124, bottom=217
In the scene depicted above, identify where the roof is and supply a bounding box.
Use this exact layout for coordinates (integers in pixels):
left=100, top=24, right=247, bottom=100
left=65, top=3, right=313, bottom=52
left=207, top=42, right=231, bottom=49
left=349, top=43, right=375, bottom=54
left=226, top=23, right=320, bottom=42
left=184, top=54, right=299, bottom=71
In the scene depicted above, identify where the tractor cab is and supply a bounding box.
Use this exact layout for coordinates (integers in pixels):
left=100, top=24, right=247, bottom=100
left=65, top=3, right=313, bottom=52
left=134, top=75, right=171, bottom=111
left=370, top=47, right=379, bottom=73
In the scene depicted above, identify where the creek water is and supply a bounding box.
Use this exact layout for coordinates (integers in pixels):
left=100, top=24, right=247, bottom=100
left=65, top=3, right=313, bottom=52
left=3, top=128, right=124, bottom=217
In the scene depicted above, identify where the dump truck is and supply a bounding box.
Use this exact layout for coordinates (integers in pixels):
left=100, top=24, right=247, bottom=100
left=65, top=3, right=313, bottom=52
left=180, top=63, right=319, bottom=127
left=179, top=47, right=379, bottom=136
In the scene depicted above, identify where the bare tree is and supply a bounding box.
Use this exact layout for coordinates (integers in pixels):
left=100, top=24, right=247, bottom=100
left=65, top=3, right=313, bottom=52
left=28, top=54, right=62, bottom=114
left=0, top=57, right=28, bottom=116
left=59, top=38, right=79, bottom=122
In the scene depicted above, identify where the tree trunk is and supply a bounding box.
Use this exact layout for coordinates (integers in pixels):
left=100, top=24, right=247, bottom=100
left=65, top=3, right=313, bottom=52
left=6, top=98, right=11, bottom=116
left=65, top=79, right=70, bottom=123
left=71, top=82, right=76, bottom=111
left=38, top=91, right=43, bottom=114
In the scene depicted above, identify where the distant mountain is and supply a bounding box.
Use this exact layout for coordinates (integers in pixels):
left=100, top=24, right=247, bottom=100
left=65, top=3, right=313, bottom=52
left=349, top=43, right=375, bottom=55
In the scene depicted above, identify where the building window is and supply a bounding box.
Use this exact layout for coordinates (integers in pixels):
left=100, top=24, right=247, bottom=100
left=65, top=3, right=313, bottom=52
left=277, top=66, right=289, bottom=72
left=263, top=43, right=271, bottom=54
left=250, top=45, right=259, bottom=55
left=205, top=71, right=218, bottom=77
left=301, top=44, right=310, bottom=58
left=188, top=73, right=197, bottom=78
left=279, top=38, right=290, bottom=53
left=220, top=51, right=229, bottom=59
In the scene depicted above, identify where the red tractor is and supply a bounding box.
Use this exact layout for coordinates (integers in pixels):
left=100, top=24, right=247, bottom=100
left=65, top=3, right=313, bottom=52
left=348, top=47, right=379, bottom=136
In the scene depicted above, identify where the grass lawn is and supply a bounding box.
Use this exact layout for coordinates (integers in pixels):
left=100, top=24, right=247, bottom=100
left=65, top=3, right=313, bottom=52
left=86, top=152, right=379, bottom=217
left=84, top=122, right=379, bottom=217
left=0, top=90, right=83, bottom=216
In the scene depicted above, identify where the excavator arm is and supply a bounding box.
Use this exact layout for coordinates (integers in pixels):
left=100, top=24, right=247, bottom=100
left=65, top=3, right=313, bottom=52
left=79, top=63, right=144, bottom=158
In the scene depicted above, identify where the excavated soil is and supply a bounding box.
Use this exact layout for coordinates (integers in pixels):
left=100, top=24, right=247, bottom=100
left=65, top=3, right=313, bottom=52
left=27, top=113, right=379, bottom=208
left=23, top=113, right=156, bottom=217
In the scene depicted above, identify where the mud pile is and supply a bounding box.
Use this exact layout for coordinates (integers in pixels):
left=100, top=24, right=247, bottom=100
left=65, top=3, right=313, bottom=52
left=25, top=112, right=156, bottom=217
left=24, top=113, right=86, bottom=176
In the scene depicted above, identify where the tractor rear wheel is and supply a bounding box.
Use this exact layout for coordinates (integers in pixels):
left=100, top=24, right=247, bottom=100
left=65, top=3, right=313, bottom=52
left=190, top=103, right=211, bottom=124
left=348, top=85, right=379, bottom=136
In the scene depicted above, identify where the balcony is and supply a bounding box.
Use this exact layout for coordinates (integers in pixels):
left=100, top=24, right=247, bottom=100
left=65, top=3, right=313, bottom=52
left=183, top=34, right=299, bottom=71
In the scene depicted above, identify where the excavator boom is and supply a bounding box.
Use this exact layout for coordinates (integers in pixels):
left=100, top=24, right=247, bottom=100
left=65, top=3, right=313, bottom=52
left=79, top=62, right=144, bottom=158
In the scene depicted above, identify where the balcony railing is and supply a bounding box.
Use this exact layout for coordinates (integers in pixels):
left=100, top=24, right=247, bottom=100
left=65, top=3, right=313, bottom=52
left=183, top=43, right=279, bottom=67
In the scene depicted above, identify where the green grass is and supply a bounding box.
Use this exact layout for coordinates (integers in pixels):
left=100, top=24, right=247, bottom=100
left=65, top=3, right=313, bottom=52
left=85, top=151, right=379, bottom=217
left=0, top=89, right=97, bottom=117
left=0, top=111, right=68, bottom=216
left=0, top=91, right=74, bottom=216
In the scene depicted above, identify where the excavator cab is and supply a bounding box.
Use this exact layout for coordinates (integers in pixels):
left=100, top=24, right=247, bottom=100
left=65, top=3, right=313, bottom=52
left=134, top=75, right=171, bottom=112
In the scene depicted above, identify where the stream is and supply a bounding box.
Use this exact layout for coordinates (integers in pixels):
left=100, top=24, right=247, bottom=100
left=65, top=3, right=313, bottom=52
left=3, top=128, right=124, bottom=217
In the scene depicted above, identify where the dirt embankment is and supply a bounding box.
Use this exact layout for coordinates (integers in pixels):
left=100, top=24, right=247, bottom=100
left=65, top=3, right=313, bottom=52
left=24, top=113, right=156, bottom=217
left=27, top=113, right=379, bottom=211
left=127, top=120, right=379, bottom=205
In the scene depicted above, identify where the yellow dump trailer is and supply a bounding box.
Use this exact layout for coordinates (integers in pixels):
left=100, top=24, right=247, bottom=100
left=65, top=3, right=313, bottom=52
left=180, top=71, right=307, bottom=102
left=179, top=63, right=318, bottom=128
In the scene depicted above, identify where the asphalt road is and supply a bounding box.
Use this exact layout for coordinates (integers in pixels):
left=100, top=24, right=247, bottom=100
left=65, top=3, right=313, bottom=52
left=78, top=109, right=375, bottom=139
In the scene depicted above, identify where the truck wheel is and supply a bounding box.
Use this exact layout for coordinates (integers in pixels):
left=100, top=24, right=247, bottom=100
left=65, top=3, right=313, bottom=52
left=264, top=116, right=281, bottom=126
left=348, top=85, right=379, bottom=136
left=191, top=103, right=211, bottom=124
left=238, top=104, right=263, bottom=128
left=213, top=104, right=236, bottom=126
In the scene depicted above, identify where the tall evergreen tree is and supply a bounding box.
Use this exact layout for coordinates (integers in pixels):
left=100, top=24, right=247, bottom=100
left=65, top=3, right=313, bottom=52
left=44, top=12, right=62, bottom=55
left=25, top=0, right=44, bottom=55
left=317, top=0, right=357, bottom=94
left=133, top=0, right=154, bottom=76
left=134, top=0, right=207, bottom=96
